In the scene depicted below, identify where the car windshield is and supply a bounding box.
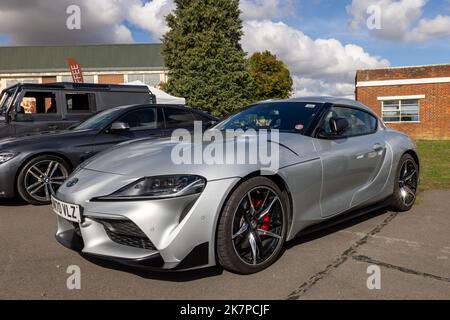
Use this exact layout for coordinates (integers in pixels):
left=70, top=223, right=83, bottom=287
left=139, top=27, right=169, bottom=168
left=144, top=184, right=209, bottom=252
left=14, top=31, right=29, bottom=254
left=74, top=108, right=121, bottom=131
left=216, top=102, right=323, bottom=134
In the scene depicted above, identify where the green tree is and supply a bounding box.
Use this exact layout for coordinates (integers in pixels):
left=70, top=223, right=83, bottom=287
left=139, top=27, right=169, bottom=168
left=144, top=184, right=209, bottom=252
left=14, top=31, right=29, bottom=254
left=162, top=0, right=252, bottom=117
left=248, top=51, right=293, bottom=101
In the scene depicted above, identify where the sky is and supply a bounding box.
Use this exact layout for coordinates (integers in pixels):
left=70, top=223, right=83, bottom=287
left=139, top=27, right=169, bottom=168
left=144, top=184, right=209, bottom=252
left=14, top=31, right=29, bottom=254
left=0, top=0, right=449, bottom=98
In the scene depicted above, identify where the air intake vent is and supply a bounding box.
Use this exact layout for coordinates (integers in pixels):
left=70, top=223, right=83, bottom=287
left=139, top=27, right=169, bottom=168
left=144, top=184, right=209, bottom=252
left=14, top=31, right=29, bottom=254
left=99, top=219, right=156, bottom=251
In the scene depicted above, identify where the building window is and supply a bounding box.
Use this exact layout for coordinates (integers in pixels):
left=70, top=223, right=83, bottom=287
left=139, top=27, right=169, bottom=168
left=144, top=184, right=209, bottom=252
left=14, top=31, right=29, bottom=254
left=128, top=73, right=161, bottom=87
left=61, top=75, right=95, bottom=83
left=382, top=99, right=420, bottom=123
left=6, top=79, right=39, bottom=87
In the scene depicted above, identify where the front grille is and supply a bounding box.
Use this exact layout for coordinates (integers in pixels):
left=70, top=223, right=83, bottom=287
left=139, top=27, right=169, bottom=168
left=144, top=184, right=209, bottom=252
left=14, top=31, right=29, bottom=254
left=99, top=219, right=156, bottom=251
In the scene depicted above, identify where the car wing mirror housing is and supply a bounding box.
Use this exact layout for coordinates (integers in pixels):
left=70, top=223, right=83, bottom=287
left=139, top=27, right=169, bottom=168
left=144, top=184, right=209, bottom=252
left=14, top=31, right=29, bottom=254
left=318, top=117, right=349, bottom=139
left=330, top=117, right=349, bottom=135
left=110, top=121, right=130, bottom=133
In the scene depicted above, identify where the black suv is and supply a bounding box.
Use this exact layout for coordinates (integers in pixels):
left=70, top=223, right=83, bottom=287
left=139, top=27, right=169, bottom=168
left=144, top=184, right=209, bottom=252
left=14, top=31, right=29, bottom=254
left=0, top=82, right=156, bottom=138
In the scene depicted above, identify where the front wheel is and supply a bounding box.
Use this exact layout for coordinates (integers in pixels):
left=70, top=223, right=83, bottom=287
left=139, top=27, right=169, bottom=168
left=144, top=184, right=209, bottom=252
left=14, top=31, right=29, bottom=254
left=17, top=155, right=70, bottom=205
left=216, top=177, right=288, bottom=274
left=389, top=154, right=419, bottom=212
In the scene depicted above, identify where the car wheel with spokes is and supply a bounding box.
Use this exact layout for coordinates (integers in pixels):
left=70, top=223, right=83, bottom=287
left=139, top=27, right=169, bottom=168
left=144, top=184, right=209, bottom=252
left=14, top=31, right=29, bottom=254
left=17, top=155, right=70, bottom=205
left=389, top=154, right=419, bottom=212
left=216, top=177, right=288, bottom=274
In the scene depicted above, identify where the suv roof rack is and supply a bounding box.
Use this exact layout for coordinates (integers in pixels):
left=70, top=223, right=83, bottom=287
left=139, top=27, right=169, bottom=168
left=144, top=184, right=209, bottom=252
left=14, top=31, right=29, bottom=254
left=4, top=82, right=151, bottom=93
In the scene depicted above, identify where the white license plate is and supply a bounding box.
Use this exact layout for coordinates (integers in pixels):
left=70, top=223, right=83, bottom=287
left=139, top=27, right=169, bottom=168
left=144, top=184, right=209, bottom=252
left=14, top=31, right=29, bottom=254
left=51, top=196, right=81, bottom=223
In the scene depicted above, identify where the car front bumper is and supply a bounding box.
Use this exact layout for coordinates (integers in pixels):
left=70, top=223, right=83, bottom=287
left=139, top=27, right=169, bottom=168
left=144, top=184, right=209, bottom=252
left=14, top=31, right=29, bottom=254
left=54, top=168, right=239, bottom=271
left=0, top=157, right=22, bottom=198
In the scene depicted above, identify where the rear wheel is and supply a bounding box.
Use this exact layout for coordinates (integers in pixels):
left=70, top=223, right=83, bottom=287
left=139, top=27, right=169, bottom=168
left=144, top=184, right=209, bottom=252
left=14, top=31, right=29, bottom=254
left=17, top=155, right=70, bottom=205
left=216, top=177, right=288, bottom=274
left=389, top=154, right=419, bottom=212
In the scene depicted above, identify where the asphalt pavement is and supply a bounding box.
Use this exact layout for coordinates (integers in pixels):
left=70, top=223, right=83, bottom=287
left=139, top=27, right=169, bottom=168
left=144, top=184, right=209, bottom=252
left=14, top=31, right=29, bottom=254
left=0, top=190, right=449, bottom=299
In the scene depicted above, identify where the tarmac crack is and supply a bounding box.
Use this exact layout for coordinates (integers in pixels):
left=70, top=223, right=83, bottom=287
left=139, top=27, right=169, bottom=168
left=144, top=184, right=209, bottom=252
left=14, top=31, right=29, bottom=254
left=286, top=212, right=398, bottom=300
left=353, top=255, right=450, bottom=283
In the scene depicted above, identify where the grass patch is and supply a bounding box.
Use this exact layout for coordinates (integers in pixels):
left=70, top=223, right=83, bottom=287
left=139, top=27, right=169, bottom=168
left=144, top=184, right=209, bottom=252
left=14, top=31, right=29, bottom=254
left=416, top=140, right=450, bottom=190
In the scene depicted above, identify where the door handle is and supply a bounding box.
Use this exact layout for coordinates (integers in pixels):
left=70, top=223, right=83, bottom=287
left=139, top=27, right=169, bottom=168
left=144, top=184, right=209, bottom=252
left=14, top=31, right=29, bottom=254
left=48, top=125, right=58, bottom=130
left=373, top=143, right=383, bottom=151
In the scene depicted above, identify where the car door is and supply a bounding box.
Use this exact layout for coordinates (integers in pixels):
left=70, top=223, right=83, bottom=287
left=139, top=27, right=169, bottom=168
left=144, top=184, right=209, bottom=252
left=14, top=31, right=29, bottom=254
left=313, top=105, right=387, bottom=217
left=91, top=106, right=163, bottom=155
left=12, top=89, right=64, bottom=134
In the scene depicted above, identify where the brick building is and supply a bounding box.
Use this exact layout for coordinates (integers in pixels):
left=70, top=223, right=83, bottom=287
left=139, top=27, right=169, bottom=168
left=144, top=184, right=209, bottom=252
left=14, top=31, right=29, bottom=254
left=356, top=64, right=450, bottom=140
left=0, top=44, right=167, bottom=92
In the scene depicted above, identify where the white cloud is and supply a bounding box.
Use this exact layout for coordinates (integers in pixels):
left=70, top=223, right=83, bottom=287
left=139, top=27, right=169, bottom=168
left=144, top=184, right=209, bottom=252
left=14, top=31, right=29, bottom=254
left=0, top=0, right=174, bottom=44
left=409, top=14, right=450, bottom=42
left=128, top=0, right=176, bottom=41
left=0, top=0, right=135, bottom=44
left=347, top=0, right=450, bottom=42
left=242, top=20, right=390, bottom=98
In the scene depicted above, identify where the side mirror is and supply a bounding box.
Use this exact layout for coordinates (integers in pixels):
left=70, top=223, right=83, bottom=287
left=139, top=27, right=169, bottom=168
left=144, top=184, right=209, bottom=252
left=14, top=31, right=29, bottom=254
left=109, top=121, right=130, bottom=133
left=317, top=117, right=349, bottom=139
left=329, top=117, right=349, bottom=135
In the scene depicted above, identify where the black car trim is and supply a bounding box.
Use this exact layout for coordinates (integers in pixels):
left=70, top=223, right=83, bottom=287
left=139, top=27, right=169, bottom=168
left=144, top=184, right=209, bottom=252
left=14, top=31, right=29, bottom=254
left=294, top=196, right=392, bottom=239
left=82, top=252, right=166, bottom=270
left=55, top=228, right=84, bottom=252
left=173, top=242, right=210, bottom=270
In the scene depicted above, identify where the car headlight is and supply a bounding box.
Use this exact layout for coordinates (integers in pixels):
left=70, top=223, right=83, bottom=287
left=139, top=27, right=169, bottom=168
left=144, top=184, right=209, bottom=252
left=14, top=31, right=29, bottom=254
left=98, top=175, right=206, bottom=200
left=0, top=152, right=18, bottom=164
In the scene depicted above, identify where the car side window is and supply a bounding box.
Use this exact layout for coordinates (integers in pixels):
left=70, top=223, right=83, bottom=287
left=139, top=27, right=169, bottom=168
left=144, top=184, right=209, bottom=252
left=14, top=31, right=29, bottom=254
left=163, top=107, right=195, bottom=128
left=66, top=93, right=96, bottom=113
left=191, top=111, right=208, bottom=121
left=18, top=91, right=58, bottom=115
left=117, top=108, right=161, bottom=131
left=321, top=106, right=377, bottom=137
left=191, top=111, right=215, bottom=125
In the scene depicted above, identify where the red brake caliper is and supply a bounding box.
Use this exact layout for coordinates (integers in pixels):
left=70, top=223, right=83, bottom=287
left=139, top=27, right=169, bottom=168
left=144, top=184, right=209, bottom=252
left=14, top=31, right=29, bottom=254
left=253, top=199, right=270, bottom=231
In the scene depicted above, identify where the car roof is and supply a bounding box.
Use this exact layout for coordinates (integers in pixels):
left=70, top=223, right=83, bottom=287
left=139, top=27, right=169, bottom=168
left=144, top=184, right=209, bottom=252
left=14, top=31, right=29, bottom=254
left=4, top=82, right=151, bottom=93
left=263, top=96, right=376, bottom=116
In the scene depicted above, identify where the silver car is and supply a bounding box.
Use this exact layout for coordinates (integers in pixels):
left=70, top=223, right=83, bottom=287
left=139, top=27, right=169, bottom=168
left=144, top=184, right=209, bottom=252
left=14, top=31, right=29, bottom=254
left=53, top=97, right=419, bottom=274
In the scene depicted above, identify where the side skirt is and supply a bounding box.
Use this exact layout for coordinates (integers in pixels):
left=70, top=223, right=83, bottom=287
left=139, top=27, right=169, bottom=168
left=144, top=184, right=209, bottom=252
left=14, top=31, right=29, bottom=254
left=293, top=196, right=392, bottom=239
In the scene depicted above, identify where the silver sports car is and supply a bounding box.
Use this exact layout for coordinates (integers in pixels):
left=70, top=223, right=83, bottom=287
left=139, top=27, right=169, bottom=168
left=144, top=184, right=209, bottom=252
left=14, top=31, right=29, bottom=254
left=53, top=97, right=419, bottom=274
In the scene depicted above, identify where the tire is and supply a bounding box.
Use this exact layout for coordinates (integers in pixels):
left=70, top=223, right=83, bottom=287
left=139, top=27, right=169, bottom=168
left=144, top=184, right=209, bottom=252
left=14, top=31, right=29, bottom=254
left=17, top=155, right=71, bottom=205
left=216, top=176, right=288, bottom=274
left=388, top=154, right=419, bottom=212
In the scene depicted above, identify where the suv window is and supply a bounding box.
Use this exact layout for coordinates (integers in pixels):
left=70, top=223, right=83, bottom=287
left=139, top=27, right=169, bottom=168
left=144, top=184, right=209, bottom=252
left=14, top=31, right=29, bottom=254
left=66, top=93, right=95, bottom=113
left=19, top=91, right=57, bottom=114
left=164, top=108, right=195, bottom=128
left=0, top=90, right=14, bottom=116
left=117, top=108, right=161, bottom=131
left=321, top=106, right=377, bottom=137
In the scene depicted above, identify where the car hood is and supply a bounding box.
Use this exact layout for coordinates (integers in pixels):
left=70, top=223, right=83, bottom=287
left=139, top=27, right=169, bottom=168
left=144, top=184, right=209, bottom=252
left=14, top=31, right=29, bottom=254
left=81, top=132, right=315, bottom=181
left=0, top=129, right=95, bottom=149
